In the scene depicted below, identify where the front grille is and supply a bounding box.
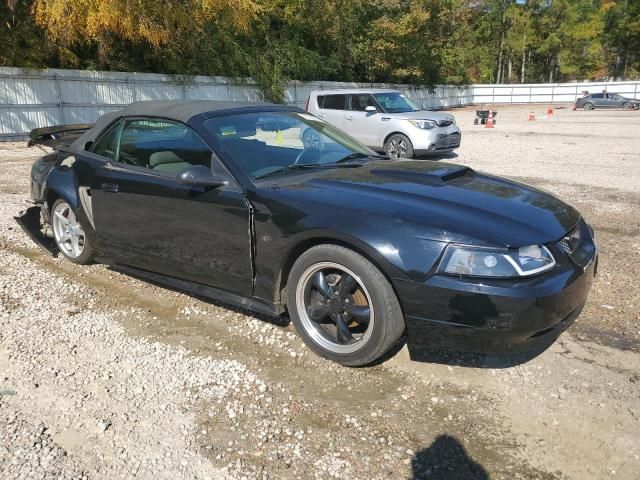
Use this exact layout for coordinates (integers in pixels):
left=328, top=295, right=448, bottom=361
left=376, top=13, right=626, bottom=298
left=435, top=132, right=461, bottom=149
left=437, top=120, right=453, bottom=127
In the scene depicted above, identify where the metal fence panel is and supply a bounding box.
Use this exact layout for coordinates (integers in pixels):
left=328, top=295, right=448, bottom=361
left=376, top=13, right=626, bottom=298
left=1, top=67, right=639, bottom=141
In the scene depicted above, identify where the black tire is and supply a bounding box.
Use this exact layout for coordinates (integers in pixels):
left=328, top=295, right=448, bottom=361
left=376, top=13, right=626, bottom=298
left=473, top=118, right=479, bottom=125
left=286, top=244, right=405, bottom=366
left=384, top=133, right=414, bottom=159
left=50, top=199, right=95, bottom=265
left=583, top=102, right=594, bottom=111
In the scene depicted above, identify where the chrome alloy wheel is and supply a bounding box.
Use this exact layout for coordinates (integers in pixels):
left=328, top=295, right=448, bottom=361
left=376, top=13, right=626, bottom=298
left=387, top=137, right=408, bottom=159
left=52, top=202, right=85, bottom=258
left=296, top=262, right=374, bottom=354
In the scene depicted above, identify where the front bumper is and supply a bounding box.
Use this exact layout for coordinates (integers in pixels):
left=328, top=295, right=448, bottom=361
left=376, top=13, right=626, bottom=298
left=410, top=125, right=461, bottom=154
left=396, top=250, right=597, bottom=356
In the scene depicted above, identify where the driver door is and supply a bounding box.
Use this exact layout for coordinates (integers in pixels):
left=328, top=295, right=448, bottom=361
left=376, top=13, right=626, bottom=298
left=81, top=117, right=253, bottom=296
left=591, top=93, right=606, bottom=107
left=344, top=94, right=382, bottom=148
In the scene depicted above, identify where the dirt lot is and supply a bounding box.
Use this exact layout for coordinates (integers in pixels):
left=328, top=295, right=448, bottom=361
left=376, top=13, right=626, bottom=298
left=0, top=105, right=639, bottom=480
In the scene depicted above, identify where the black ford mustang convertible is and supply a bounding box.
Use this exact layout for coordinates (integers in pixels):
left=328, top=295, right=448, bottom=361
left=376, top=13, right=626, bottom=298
left=19, top=101, right=597, bottom=366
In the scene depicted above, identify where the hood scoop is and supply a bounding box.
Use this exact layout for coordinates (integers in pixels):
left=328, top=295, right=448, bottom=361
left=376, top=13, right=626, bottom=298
left=370, top=165, right=473, bottom=186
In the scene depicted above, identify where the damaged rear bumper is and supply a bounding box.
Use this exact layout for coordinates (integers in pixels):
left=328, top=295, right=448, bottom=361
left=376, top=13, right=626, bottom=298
left=13, top=206, right=57, bottom=257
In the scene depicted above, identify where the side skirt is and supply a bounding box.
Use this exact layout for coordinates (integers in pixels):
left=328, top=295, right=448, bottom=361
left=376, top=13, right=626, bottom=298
left=109, top=263, right=281, bottom=318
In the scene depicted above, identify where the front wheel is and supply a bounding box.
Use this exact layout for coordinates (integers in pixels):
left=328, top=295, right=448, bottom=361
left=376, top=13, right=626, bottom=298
left=384, top=134, right=414, bottom=159
left=287, top=245, right=405, bottom=366
left=622, top=102, right=633, bottom=111
left=51, top=199, right=95, bottom=264
left=583, top=102, right=594, bottom=111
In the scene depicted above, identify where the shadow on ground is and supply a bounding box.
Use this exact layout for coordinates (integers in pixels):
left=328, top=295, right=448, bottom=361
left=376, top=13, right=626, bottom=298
left=109, top=265, right=291, bottom=328
left=407, top=339, right=555, bottom=368
left=411, top=435, right=488, bottom=480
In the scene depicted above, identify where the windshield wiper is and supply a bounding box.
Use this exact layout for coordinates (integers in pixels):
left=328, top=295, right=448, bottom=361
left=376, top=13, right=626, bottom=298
left=253, top=162, right=362, bottom=180
left=254, top=163, right=321, bottom=180
left=334, top=152, right=371, bottom=164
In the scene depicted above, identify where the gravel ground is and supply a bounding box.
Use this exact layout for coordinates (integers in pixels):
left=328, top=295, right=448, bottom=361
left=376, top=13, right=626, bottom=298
left=1, top=104, right=639, bottom=479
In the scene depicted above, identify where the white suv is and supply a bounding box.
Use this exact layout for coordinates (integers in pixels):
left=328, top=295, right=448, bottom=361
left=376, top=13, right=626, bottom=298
left=305, top=89, right=461, bottom=158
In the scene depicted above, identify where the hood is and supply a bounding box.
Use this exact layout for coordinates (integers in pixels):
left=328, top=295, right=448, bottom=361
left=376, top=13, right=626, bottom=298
left=382, top=111, right=456, bottom=123
left=282, top=160, right=580, bottom=247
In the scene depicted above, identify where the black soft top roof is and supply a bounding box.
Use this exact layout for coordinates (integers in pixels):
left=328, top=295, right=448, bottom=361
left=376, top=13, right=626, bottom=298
left=114, top=100, right=283, bottom=122
left=67, top=100, right=300, bottom=153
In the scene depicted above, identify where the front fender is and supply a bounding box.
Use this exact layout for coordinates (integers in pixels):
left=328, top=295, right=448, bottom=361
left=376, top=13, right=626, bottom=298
left=253, top=218, right=448, bottom=305
left=282, top=227, right=447, bottom=282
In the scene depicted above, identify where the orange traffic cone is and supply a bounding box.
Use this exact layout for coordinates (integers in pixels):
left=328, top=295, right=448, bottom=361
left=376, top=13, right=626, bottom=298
left=547, top=107, right=554, bottom=116
left=485, top=110, right=495, bottom=128
left=528, top=110, right=536, bottom=121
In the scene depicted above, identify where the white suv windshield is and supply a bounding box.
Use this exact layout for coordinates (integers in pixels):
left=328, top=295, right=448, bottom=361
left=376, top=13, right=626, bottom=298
left=373, top=93, right=419, bottom=113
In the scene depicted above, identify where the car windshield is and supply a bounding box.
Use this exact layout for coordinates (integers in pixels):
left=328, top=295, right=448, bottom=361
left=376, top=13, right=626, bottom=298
left=205, top=112, right=375, bottom=180
left=373, top=92, right=420, bottom=113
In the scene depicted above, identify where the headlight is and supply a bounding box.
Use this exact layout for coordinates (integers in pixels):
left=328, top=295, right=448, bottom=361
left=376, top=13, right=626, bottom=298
left=438, top=244, right=556, bottom=278
left=409, top=119, right=437, bottom=129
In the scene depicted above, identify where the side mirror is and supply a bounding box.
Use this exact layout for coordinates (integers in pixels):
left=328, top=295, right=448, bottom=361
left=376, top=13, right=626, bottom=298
left=177, top=165, right=226, bottom=189
left=84, top=141, right=94, bottom=151
left=365, top=106, right=377, bottom=113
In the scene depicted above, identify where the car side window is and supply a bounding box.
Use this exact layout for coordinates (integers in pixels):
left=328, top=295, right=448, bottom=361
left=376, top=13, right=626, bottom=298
left=350, top=94, right=376, bottom=111
left=116, top=118, right=212, bottom=175
left=591, top=93, right=603, bottom=99
left=318, top=95, right=347, bottom=110
left=90, top=121, right=122, bottom=160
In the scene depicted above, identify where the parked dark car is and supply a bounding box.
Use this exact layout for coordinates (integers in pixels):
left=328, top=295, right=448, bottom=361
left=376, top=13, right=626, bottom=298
left=18, top=101, right=598, bottom=366
left=575, top=92, right=640, bottom=110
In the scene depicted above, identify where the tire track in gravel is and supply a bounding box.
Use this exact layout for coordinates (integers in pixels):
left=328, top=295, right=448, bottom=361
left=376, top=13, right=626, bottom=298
left=1, top=238, right=560, bottom=479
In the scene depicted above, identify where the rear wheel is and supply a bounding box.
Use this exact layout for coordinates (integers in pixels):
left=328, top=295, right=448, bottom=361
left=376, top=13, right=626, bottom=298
left=583, top=102, right=594, bottom=111
left=287, top=245, right=405, bottom=366
left=51, top=199, right=94, bottom=264
left=384, top=134, right=414, bottom=159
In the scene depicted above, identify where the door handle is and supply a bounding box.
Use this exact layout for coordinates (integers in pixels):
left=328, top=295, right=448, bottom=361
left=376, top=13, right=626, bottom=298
left=346, top=116, right=354, bottom=120
left=101, top=183, right=119, bottom=193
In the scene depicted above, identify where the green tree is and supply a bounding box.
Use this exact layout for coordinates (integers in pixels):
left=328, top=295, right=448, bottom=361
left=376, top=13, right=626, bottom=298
left=603, top=0, right=640, bottom=78
left=0, top=0, right=638, bottom=101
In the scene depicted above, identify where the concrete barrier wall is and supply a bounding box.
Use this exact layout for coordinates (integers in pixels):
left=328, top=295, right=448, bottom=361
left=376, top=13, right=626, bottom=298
left=1, top=67, right=638, bottom=140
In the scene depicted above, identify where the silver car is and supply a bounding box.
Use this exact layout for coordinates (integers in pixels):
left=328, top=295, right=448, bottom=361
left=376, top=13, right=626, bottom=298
left=305, top=89, right=461, bottom=158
